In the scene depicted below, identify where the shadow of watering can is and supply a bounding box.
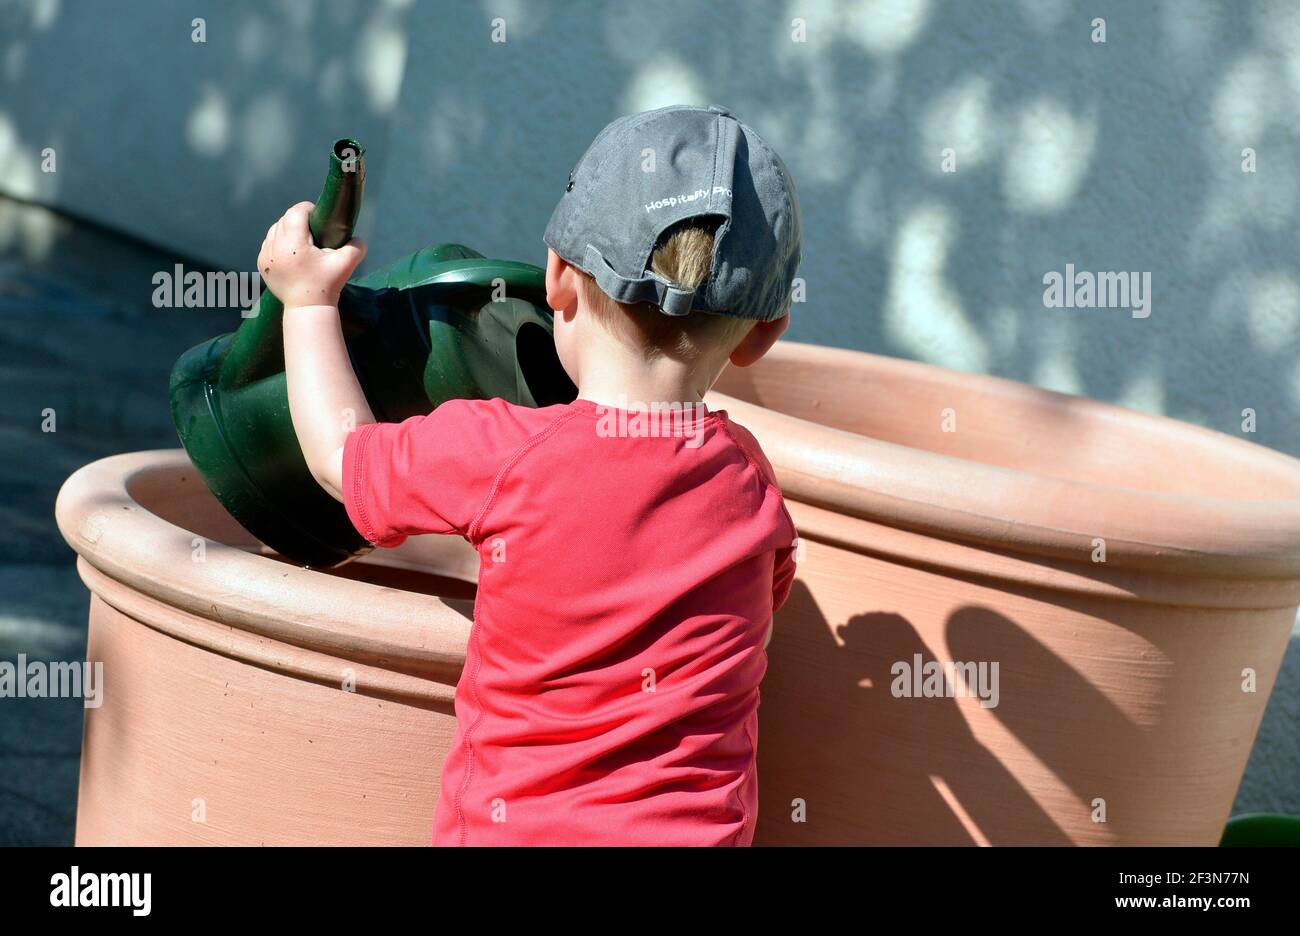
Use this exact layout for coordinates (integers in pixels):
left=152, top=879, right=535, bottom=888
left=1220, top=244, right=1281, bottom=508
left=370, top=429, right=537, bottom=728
left=169, top=138, right=577, bottom=568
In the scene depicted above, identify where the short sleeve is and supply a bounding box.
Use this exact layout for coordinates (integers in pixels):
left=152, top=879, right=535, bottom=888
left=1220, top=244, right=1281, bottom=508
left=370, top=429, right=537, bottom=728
left=723, top=417, right=799, bottom=614
left=341, top=397, right=534, bottom=548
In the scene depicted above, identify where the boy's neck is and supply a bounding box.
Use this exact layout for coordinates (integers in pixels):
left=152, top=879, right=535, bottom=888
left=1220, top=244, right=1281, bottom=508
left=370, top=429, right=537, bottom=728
left=575, top=374, right=708, bottom=410
left=573, top=343, right=720, bottom=410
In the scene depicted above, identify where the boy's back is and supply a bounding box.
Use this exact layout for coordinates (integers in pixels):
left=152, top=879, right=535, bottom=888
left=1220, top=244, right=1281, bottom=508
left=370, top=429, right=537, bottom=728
left=268, top=103, right=803, bottom=845
left=342, top=395, right=796, bottom=846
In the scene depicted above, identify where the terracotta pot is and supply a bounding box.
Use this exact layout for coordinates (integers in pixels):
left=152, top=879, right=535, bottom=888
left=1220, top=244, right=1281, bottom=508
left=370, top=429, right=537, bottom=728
left=57, top=341, right=1300, bottom=845
left=56, top=449, right=479, bottom=845
left=710, top=342, right=1300, bottom=845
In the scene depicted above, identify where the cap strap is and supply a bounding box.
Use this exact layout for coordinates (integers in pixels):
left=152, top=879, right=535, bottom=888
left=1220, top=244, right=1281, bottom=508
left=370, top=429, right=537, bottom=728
left=582, top=243, right=696, bottom=316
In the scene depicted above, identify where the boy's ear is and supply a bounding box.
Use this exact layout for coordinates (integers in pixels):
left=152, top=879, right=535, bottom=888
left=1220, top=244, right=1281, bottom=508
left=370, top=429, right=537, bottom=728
left=729, top=313, right=789, bottom=368
left=545, top=247, right=579, bottom=319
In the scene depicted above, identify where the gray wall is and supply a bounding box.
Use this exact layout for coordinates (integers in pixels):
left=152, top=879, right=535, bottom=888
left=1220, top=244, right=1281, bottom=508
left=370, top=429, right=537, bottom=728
left=4, top=0, right=1299, bottom=456
left=0, top=0, right=1296, bottom=821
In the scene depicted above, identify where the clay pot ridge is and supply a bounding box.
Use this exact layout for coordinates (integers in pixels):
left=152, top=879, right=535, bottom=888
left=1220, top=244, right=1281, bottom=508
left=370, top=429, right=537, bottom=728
left=55, top=450, right=476, bottom=698
left=711, top=342, right=1300, bottom=588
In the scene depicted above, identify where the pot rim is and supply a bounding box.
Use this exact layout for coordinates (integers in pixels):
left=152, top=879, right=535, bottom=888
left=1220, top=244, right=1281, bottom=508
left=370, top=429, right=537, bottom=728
left=709, top=342, right=1300, bottom=579
left=55, top=449, right=472, bottom=673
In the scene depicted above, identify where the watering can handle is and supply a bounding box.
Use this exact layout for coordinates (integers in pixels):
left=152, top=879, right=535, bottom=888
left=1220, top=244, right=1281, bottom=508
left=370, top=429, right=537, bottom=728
left=410, top=258, right=550, bottom=308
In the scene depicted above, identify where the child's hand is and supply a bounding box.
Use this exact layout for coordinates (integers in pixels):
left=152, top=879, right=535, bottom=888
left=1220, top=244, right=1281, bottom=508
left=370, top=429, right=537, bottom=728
left=258, top=201, right=367, bottom=309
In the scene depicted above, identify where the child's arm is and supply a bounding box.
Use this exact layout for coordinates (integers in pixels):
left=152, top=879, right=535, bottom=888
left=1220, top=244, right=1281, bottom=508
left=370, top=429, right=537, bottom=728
left=258, top=201, right=369, bottom=503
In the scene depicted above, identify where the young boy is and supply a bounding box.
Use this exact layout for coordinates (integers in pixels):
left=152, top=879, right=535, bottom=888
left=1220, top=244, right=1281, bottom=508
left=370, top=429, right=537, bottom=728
left=261, top=104, right=802, bottom=846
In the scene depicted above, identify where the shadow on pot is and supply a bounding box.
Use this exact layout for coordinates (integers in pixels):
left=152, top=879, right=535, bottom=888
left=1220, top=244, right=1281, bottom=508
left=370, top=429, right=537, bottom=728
left=760, top=583, right=1072, bottom=845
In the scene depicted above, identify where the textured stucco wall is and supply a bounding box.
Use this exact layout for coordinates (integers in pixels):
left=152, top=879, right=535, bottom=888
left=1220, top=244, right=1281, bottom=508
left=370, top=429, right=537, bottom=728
left=0, top=0, right=1295, bottom=819
left=3, top=0, right=1297, bottom=454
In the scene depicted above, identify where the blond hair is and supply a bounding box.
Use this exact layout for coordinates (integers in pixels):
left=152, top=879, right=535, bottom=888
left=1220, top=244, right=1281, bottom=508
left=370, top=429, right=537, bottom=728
left=579, top=219, right=758, bottom=361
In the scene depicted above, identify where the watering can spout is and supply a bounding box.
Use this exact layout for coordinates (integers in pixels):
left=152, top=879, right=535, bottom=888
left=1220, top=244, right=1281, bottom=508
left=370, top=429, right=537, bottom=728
left=169, top=138, right=576, bottom=569
left=310, top=139, right=366, bottom=249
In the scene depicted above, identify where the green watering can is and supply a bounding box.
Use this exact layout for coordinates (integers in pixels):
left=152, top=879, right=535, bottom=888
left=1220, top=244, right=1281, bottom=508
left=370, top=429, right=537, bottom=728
left=169, top=139, right=577, bottom=568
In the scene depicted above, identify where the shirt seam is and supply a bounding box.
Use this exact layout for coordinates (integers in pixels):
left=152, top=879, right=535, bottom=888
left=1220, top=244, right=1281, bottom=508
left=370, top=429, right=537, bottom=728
left=717, top=419, right=799, bottom=616
left=716, top=418, right=786, bottom=507
left=566, top=403, right=724, bottom=431
left=466, top=407, right=586, bottom=545
left=731, top=691, right=759, bottom=846
left=349, top=424, right=382, bottom=545
left=711, top=418, right=775, bottom=847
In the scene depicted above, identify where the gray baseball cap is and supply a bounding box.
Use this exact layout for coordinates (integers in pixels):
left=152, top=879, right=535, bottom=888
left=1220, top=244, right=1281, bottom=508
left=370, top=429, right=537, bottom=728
left=542, top=104, right=802, bottom=321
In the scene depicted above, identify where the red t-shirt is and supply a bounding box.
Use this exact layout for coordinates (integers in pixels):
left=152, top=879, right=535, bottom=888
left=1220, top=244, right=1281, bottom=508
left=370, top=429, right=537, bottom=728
left=341, top=396, right=797, bottom=846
